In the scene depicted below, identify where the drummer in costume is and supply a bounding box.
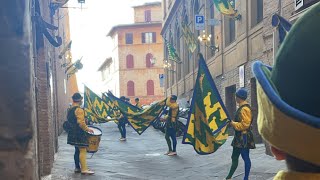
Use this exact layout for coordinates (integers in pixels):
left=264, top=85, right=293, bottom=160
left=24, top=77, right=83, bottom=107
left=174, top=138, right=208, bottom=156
left=67, top=93, right=94, bottom=175
left=226, top=88, right=255, bottom=180
left=252, top=3, right=320, bottom=179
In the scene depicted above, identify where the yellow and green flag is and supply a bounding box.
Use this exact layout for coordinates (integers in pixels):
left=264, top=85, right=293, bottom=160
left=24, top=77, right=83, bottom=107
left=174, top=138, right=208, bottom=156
left=107, top=92, right=166, bottom=135
left=101, top=93, right=121, bottom=119
left=181, top=22, right=197, bottom=53
left=182, top=54, right=230, bottom=154
left=213, top=0, right=240, bottom=19
left=84, top=86, right=111, bottom=124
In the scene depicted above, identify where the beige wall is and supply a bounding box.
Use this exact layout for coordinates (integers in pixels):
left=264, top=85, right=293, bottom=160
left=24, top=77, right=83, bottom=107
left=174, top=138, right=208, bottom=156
left=134, top=4, right=162, bottom=23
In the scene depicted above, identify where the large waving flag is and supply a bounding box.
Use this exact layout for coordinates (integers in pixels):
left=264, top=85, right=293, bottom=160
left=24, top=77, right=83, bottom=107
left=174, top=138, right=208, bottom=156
left=84, top=86, right=111, bottom=124
left=272, top=14, right=292, bottom=44
left=182, top=54, right=230, bottom=154
left=101, top=93, right=121, bottom=119
left=212, top=0, right=240, bottom=20
left=181, top=22, right=197, bottom=53
left=164, top=39, right=182, bottom=64
left=107, top=92, right=166, bottom=135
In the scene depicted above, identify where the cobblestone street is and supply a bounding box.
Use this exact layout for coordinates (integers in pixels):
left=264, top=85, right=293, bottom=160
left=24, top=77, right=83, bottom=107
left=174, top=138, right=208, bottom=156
left=49, top=123, right=285, bottom=180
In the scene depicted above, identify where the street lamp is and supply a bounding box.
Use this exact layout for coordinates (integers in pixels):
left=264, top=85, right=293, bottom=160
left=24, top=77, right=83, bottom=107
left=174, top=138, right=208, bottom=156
left=163, top=60, right=171, bottom=68
left=150, top=57, right=156, bottom=65
left=198, top=30, right=212, bottom=42
left=163, top=60, right=176, bottom=72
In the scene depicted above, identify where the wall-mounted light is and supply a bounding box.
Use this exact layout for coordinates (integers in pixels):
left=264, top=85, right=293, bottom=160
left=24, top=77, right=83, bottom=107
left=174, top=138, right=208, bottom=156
left=163, top=60, right=171, bottom=69
left=163, top=60, right=176, bottom=72
left=150, top=57, right=156, bottom=65
left=198, top=30, right=212, bottom=43
left=59, top=40, right=72, bottom=59
left=208, top=44, right=220, bottom=52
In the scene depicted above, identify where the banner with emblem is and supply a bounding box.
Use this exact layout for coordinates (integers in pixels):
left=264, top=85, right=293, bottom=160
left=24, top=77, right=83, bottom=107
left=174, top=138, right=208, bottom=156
left=181, top=22, right=197, bottom=53
left=182, top=54, right=230, bottom=154
left=212, top=0, right=240, bottom=20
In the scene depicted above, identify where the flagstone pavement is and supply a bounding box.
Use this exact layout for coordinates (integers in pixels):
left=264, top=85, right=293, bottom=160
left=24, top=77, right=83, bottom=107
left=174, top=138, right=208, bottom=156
left=49, top=122, right=285, bottom=180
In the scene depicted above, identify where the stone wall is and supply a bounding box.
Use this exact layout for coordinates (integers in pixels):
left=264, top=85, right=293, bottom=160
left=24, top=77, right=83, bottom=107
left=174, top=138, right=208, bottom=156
left=0, top=1, right=39, bottom=179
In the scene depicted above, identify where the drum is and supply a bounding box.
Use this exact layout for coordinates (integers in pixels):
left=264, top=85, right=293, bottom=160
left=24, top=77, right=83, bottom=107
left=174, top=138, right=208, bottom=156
left=86, top=126, right=102, bottom=153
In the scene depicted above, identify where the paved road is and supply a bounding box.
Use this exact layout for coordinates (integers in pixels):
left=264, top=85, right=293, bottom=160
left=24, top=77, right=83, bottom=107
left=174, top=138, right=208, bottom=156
left=50, top=122, right=285, bottom=180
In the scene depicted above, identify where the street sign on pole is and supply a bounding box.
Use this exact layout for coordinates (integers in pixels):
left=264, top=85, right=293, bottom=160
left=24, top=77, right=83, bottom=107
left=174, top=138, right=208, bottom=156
left=195, top=15, right=205, bottom=30
left=208, top=19, right=221, bottom=26
left=159, top=74, right=164, bottom=87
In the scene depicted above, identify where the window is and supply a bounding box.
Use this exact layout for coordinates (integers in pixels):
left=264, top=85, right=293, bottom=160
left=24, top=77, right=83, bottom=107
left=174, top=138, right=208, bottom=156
left=146, top=53, right=153, bottom=68
left=225, top=0, right=236, bottom=46
left=209, top=0, right=216, bottom=57
left=125, top=33, right=133, bottom=44
left=145, top=10, right=151, bottom=22
left=147, top=80, right=154, bottom=95
left=126, top=54, right=134, bottom=68
left=251, top=0, right=263, bottom=27
left=176, top=24, right=182, bottom=81
left=141, top=32, right=156, bottom=43
left=127, top=81, right=135, bottom=96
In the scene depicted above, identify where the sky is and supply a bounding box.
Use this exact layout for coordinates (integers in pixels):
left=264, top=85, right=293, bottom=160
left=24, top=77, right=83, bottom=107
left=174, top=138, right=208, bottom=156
left=67, top=0, right=160, bottom=92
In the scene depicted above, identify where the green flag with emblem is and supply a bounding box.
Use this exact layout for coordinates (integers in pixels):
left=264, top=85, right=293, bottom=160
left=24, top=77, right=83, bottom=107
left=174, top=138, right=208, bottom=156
left=84, top=86, right=112, bottom=124
left=182, top=54, right=230, bottom=154
left=181, top=22, right=197, bottom=53
left=107, top=92, right=166, bottom=135
left=212, top=0, right=240, bottom=20
left=165, top=39, right=182, bottom=64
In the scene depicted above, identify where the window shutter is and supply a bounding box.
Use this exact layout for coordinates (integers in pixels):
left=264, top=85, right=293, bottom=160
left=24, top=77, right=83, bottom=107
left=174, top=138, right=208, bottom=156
left=127, top=81, right=135, bottom=96
left=141, top=33, right=145, bottom=43
left=147, top=80, right=154, bottom=95
left=126, top=55, right=134, bottom=68
left=152, top=32, right=156, bottom=43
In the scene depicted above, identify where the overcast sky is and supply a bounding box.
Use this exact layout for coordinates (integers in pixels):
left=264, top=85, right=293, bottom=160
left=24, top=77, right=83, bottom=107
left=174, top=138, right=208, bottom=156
left=68, top=0, right=160, bottom=92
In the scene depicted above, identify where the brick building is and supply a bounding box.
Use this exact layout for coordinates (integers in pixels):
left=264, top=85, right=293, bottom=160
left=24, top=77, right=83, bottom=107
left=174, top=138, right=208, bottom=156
left=0, top=0, right=79, bottom=179
left=161, top=0, right=320, bottom=144
left=101, top=2, right=164, bottom=105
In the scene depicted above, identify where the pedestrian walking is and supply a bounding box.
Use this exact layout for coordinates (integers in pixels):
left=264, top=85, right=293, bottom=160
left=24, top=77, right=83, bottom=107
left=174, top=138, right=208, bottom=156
left=162, top=95, right=179, bottom=156
left=118, top=96, right=128, bottom=141
left=226, top=88, right=255, bottom=180
left=252, top=3, right=320, bottom=179
left=67, top=93, right=94, bottom=175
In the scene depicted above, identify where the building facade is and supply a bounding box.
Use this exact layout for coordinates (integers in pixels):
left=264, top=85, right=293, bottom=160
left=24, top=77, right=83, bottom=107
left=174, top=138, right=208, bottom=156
left=101, top=2, right=164, bottom=105
left=0, top=0, right=79, bottom=179
left=161, top=0, right=320, bottom=144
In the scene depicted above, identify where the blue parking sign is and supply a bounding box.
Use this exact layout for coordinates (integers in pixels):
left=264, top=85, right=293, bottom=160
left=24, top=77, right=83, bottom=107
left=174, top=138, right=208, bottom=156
left=195, top=15, right=205, bottom=30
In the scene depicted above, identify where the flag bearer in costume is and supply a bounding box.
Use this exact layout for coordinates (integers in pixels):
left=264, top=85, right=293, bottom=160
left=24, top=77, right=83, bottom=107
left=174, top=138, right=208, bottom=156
left=67, top=93, right=94, bottom=175
left=135, top=97, right=142, bottom=108
left=252, top=3, right=320, bottom=179
left=118, top=96, right=127, bottom=141
left=226, top=88, right=256, bottom=180
left=162, top=95, right=179, bottom=156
